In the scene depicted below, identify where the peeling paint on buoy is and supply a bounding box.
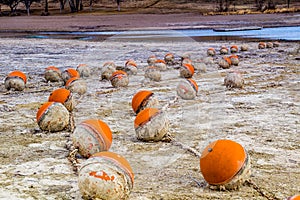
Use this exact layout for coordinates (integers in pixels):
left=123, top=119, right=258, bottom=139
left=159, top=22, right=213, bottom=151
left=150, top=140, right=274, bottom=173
left=147, top=55, right=157, bottom=66
left=266, top=42, right=274, bottom=48
left=176, top=78, right=198, bottom=100
left=48, top=88, right=74, bottom=112
left=4, top=70, right=27, bottom=91
left=218, top=56, right=231, bottom=69
left=229, top=54, right=239, bottom=66
left=164, top=53, right=175, bottom=65
left=78, top=151, right=134, bottom=200
left=72, top=119, right=112, bottom=158
left=62, top=68, right=80, bottom=83
left=44, top=66, right=62, bottom=82
left=207, top=48, right=216, bottom=57
left=65, top=77, right=87, bottom=95
left=230, top=45, right=238, bottom=53
left=200, top=139, right=251, bottom=190
left=124, top=59, right=138, bottom=75
left=287, top=195, right=300, bottom=200
left=154, top=59, right=167, bottom=71
left=220, top=46, right=229, bottom=55
left=240, top=44, right=249, bottom=51
left=76, top=64, right=91, bottom=78
left=132, top=90, right=159, bottom=114
left=36, top=102, right=70, bottom=132
left=179, top=63, right=194, bottom=78
left=110, top=70, right=129, bottom=88
left=258, top=42, right=266, bottom=49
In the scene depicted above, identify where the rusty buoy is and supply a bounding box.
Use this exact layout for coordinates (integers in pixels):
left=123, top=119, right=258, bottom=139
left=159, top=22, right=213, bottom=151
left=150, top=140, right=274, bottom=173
left=124, top=59, right=138, bottom=75
left=176, top=78, right=198, bottom=100
left=44, top=66, right=62, bottom=82
left=240, top=44, right=249, bottom=51
left=218, top=56, right=232, bottom=69
left=131, top=90, right=158, bottom=114
left=229, top=54, right=239, bottom=66
left=72, top=119, right=112, bottom=158
left=36, top=102, right=70, bottom=132
left=258, top=42, right=266, bottom=49
left=220, top=46, right=229, bottom=55
left=4, top=70, right=27, bottom=91
left=65, top=77, right=87, bottom=95
left=164, top=53, right=175, bottom=65
left=76, top=64, right=91, bottom=78
left=230, top=45, right=239, bottom=53
left=110, top=70, right=129, bottom=88
left=78, top=151, right=134, bottom=200
left=207, top=48, right=216, bottom=57
left=62, top=68, right=80, bottom=83
left=179, top=63, right=195, bottom=78
left=48, top=88, right=74, bottom=112
left=200, top=139, right=251, bottom=190
left=134, top=108, right=169, bottom=141
left=154, top=59, right=167, bottom=71
left=147, top=55, right=157, bottom=66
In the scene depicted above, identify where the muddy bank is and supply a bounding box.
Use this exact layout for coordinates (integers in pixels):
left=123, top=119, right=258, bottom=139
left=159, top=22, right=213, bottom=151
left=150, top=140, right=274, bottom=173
left=0, top=36, right=299, bottom=199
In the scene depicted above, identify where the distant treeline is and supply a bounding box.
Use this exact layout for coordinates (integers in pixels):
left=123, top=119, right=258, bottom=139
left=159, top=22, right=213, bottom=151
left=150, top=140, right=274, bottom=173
left=0, top=0, right=295, bottom=16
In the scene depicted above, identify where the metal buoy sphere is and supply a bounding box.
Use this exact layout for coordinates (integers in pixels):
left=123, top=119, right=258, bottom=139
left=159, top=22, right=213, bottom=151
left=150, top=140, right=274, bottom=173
left=48, top=88, right=74, bottom=112
left=76, top=64, right=91, bottom=78
left=179, top=63, right=195, bottom=78
left=72, top=119, right=113, bottom=158
left=176, top=78, right=198, bottom=100
left=110, top=70, right=129, bottom=88
left=101, top=61, right=116, bottom=80
left=65, top=77, right=87, bottom=95
left=200, top=139, right=251, bottom=190
left=62, top=68, right=80, bottom=83
left=144, top=66, right=161, bottom=82
left=224, top=71, right=244, bottom=89
left=5, top=70, right=27, bottom=91
left=78, top=151, right=134, bottom=200
left=131, top=90, right=158, bottom=114
left=44, top=66, right=62, bottom=82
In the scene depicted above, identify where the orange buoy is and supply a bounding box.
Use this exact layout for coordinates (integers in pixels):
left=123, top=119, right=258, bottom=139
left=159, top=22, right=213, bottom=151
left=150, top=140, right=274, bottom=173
left=131, top=90, right=158, bottom=114
left=176, top=78, right=198, bottom=100
left=45, top=66, right=62, bottom=82
left=124, top=59, right=138, bottom=75
left=164, top=53, right=175, bottom=65
left=229, top=54, right=239, bottom=66
left=220, top=46, right=229, bottom=55
left=147, top=55, right=157, bottom=66
left=72, top=119, right=113, bottom=158
left=65, top=77, right=87, bottom=95
left=78, top=151, right=134, bottom=200
left=134, top=108, right=169, bottom=141
left=36, top=102, right=70, bottom=132
left=200, top=139, right=251, bottom=190
left=179, top=63, right=194, bottom=78
left=76, top=64, right=91, bottom=78
left=62, top=68, right=80, bottom=83
left=218, top=56, right=232, bottom=69
left=5, top=70, right=27, bottom=91
left=48, top=88, right=74, bottom=111
left=287, top=195, right=300, bottom=200
left=110, top=70, right=129, bottom=88
left=230, top=45, right=239, bottom=53
left=258, top=42, right=266, bottom=49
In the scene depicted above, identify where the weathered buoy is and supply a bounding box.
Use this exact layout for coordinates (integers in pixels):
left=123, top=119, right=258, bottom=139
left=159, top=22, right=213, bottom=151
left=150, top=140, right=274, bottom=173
left=72, top=119, right=112, bottom=158
left=62, top=68, right=80, bottom=83
left=144, top=66, right=161, bottom=82
left=200, top=139, right=251, bottom=190
left=154, top=59, right=167, bottom=71
left=124, top=60, right=138, bottom=75
left=110, top=70, right=129, bottom=88
left=101, top=61, right=116, bottom=81
left=207, top=48, right=216, bottom=57
left=76, top=64, right=91, bottom=78
left=220, top=46, right=229, bottom=55
left=44, top=66, right=62, bottom=82
left=78, top=151, right=134, bottom=200
left=287, top=195, right=300, bottom=200
left=134, top=108, right=169, bottom=141
left=229, top=54, right=239, bottom=66
left=4, top=70, right=27, bottom=91
left=218, top=56, right=232, bottom=69
left=179, top=63, right=194, bottom=78
left=258, top=42, right=266, bottom=49
left=65, top=77, right=87, bottom=95
left=176, top=78, right=198, bottom=100
left=36, top=102, right=70, bottom=132
left=273, top=41, right=280, bottom=47
left=224, top=71, right=244, bottom=89
left=181, top=58, right=193, bottom=66
left=266, top=42, right=274, bottom=48
left=131, top=90, right=158, bottom=114
left=230, top=45, right=239, bottom=53
left=164, top=53, right=175, bottom=65
left=181, top=52, right=191, bottom=61
left=48, top=88, right=74, bottom=112
left=147, top=55, right=157, bottom=66
left=240, top=44, right=249, bottom=51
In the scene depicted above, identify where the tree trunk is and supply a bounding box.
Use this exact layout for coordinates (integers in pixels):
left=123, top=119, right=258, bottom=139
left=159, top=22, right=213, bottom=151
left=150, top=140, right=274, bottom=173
left=45, top=0, right=48, bottom=12
left=287, top=0, right=290, bottom=8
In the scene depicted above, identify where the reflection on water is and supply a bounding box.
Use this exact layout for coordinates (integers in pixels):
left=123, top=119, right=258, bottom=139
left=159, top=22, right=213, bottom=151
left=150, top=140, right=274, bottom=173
left=26, top=26, right=300, bottom=41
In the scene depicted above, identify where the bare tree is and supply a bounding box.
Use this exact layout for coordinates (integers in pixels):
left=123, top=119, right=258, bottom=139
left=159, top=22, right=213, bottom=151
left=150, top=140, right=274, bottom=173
left=0, top=0, right=20, bottom=13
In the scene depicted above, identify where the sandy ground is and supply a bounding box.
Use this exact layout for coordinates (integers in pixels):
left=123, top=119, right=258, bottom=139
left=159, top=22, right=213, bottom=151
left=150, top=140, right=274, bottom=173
left=0, top=30, right=299, bottom=199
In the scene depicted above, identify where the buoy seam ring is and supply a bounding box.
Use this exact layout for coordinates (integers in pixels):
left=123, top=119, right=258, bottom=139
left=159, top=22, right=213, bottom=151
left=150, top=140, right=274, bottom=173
left=110, top=73, right=126, bottom=81
left=5, top=76, right=26, bottom=84
left=37, top=102, right=56, bottom=125
left=65, top=78, right=78, bottom=87
left=136, top=93, right=154, bottom=114
left=80, top=122, right=109, bottom=151
left=134, top=110, right=161, bottom=129
left=205, top=150, right=249, bottom=186
left=187, top=79, right=198, bottom=93
left=82, top=157, right=134, bottom=185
